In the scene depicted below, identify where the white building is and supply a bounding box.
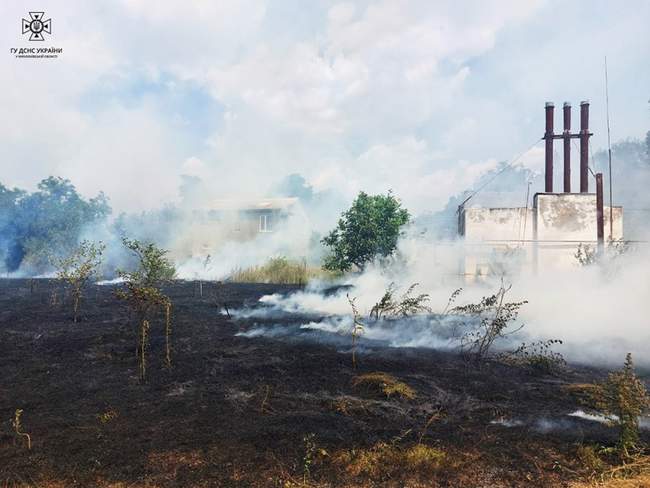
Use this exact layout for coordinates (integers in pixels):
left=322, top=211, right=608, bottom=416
left=459, top=192, right=623, bottom=280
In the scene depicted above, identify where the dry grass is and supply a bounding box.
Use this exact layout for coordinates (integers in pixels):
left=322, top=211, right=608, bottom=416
left=332, top=442, right=447, bottom=480
left=230, top=257, right=339, bottom=285
left=97, top=408, right=119, bottom=424
left=572, top=446, right=650, bottom=488
left=332, top=395, right=369, bottom=416
left=570, top=474, right=650, bottom=487
left=351, top=372, right=416, bottom=400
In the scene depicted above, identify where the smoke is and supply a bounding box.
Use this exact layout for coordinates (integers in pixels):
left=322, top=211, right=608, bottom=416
left=1, top=133, right=648, bottom=372
left=226, top=137, right=650, bottom=369
left=593, top=139, right=650, bottom=240
left=491, top=411, right=650, bottom=433
left=231, top=232, right=650, bottom=369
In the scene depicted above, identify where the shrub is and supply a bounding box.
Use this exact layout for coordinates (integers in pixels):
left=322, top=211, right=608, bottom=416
left=587, top=354, right=649, bottom=456
left=54, top=240, right=105, bottom=322
left=575, top=240, right=631, bottom=267
left=450, top=282, right=527, bottom=362
left=369, top=282, right=431, bottom=319
left=322, top=191, right=410, bottom=272
left=498, top=339, right=566, bottom=375
left=575, top=444, right=607, bottom=475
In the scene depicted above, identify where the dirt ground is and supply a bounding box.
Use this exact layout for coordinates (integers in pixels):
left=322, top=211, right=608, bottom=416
left=0, top=279, right=648, bottom=487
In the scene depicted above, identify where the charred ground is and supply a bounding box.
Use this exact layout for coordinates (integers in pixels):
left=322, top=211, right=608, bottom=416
left=0, top=279, right=647, bottom=487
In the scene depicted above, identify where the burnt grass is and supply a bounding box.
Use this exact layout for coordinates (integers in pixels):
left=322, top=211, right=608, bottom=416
left=0, top=279, right=647, bottom=487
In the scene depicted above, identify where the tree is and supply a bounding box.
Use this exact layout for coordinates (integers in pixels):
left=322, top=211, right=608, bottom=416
left=0, top=183, right=26, bottom=271
left=116, top=238, right=176, bottom=380
left=645, top=130, right=650, bottom=162
left=0, top=177, right=110, bottom=272
left=54, top=240, right=105, bottom=323
left=321, top=191, right=410, bottom=272
left=118, top=238, right=176, bottom=286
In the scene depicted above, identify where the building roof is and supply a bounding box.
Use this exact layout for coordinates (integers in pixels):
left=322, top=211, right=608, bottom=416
left=203, top=197, right=299, bottom=211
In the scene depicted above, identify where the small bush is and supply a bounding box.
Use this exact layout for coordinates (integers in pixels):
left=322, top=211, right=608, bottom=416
left=576, top=444, right=607, bottom=475
left=369, top=282, right=431, bottom=319
left=576, top=240, right=633, bottom=267
left=565, top=354, right=650, bottom=458
left=450, top=281, right=527, bottom=362
left=575, top=243, right=598, bottom=266
left=587, top=354, right=649, bottom=456
left=352, top=372, right=416, bottom=400
left=498, top=339, right=566, bottom=375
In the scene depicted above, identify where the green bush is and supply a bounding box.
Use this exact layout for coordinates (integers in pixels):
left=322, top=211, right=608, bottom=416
left=588, top=353, right=649, bottom=455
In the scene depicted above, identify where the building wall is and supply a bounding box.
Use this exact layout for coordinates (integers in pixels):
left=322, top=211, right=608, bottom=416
left=533, top=193, right=623, bottom=271
left=461, top=207, right=534, bottom=281
left=460, top=193, right=623, bottom=279
left=170, top=209, right=286, bottom=261
left=463, top=207, right=535, bottom=241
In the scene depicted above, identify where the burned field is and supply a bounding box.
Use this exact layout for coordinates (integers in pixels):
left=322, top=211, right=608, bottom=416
left=0, top=279, right=648, bottom=487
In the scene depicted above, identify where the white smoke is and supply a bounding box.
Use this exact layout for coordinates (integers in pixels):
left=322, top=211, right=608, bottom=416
left=232, top=234, right=650, bottom=368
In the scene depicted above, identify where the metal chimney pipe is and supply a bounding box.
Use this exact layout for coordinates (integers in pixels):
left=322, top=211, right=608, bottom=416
left=580, top=101, right=590, bottom=193
left=563, top=102, right=571, bottom=193
left=544, top=102, right=554, bottom=192
left=596, top=172, right=605, bottom=252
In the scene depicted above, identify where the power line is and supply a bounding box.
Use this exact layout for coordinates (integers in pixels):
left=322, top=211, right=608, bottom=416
left=604, top=56, right=614, bottom=240
left=457, top=137, right=543, bottom=212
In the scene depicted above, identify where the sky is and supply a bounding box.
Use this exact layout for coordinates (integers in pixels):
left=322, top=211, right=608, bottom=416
left=1, top=0, right=648, bottom=214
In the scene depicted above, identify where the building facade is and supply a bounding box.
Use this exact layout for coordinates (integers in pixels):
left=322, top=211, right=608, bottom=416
left=459, top=192, right=623, bottom=280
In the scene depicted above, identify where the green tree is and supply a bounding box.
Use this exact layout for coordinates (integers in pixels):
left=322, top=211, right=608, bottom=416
left=116, top=238, right=176, bottom=380
left=0, top=177, right=110, bottom=272
left=54, top=240, right=106, bottom=322
left=321, top=191, right=410, bottom=272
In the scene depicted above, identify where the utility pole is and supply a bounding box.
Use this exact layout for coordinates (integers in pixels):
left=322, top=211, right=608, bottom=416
left=596, top=173, right=605, bottom=254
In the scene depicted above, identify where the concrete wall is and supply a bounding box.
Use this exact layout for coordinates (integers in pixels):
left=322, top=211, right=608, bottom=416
left=462, top=207, right=534, bottom=242
left=533, top=193, right=623, bottom=271
left=460, top=193, right=624, bottom=279
left=461, top=207, right=535, bottom=282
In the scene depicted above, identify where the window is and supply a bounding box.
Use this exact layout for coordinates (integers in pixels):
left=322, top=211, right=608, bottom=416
left=259, top=213, right=273, bottom=233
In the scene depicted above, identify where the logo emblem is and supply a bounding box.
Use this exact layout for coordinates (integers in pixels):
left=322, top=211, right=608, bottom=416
left=22, top=12, right=52, bottom=41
